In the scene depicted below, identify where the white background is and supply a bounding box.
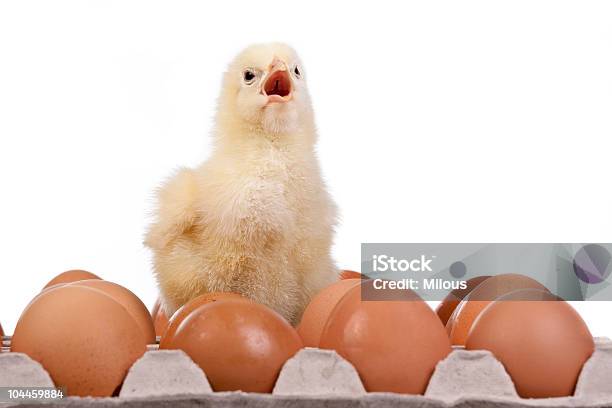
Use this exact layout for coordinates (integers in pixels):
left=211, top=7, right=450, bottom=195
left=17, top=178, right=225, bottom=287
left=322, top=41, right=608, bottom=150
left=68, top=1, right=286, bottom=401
left=0, top=1, right=610, bottom=335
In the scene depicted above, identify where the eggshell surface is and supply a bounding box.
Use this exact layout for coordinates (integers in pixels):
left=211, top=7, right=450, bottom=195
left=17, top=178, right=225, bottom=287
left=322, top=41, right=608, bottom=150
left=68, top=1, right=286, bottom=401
left=319, top=282, right=451, bottom=394
left=70, top=280, right=156, bottom=343
left=11, top=285, right=147, bottom=396
left=161, top=299, right=302, bottom=393
left=297, top=278, right=361, bottom=347
left=151, top=298, right=170, bottom=338
left=160, top=292, right=244, bottom=347
left=447, top=274, right=548, bottom=345
left=435, top=275, right=490, bottom=326
left=43, top=269, right=101, bottom=289
left=466, top=289, right=594, bottom=398
left=339, top=270, right=363, bottom=280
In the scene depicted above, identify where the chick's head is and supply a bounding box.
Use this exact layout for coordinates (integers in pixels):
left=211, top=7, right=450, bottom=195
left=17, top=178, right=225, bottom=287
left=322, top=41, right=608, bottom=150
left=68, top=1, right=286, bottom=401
left=218, top=43, right=312, bottom=136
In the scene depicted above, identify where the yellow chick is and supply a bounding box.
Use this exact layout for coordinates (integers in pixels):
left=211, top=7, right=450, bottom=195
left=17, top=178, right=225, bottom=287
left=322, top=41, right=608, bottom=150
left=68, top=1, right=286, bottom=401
left=145, top=43, right=338, bottom=325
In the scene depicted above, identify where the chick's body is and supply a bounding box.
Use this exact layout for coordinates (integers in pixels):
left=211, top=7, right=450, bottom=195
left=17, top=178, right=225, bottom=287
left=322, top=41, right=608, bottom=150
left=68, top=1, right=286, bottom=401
left=145, top=43, right=337, bottom=324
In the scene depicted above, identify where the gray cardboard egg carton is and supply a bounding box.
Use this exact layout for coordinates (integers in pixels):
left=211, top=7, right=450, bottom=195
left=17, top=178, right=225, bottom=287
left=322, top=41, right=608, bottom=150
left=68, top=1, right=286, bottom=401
left=1, top=336, right=612, bottom=407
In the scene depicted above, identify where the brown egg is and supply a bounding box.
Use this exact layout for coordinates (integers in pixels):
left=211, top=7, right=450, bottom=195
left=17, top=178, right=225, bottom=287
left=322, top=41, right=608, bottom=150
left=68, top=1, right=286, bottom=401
left=319, top=282, right=452, bottom=394
left=297, top=279, right=361, bottom=347
left=435, top=275, right=491, bottom=326
left=160, top=292, right=244, bottom=348
left=151, top=298, right=170, bottom=338
left=161, top=299, right=302, bottom=392
left=339, top=270, right=363, bottom=280
left=447, top=274, right=548, bottom=345
left=21, top=274, right=104, bottom=324
left=466, top=289, right=594, bottom=398
left=12, top=285, right=146, bottom=396
left=43, top=269, right=101, bottom=289
left=69, top=280, right=156, bottom=344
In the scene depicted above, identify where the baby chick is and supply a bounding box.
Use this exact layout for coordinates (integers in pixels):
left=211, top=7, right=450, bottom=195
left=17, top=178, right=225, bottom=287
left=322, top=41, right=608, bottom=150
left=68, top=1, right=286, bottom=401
left=145, top=43, right=338, bottom=325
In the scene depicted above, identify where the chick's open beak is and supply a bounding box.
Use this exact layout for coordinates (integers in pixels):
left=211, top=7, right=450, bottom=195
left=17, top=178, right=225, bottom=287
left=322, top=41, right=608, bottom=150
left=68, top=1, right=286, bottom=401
left=262, top=58, right=292, bottom=104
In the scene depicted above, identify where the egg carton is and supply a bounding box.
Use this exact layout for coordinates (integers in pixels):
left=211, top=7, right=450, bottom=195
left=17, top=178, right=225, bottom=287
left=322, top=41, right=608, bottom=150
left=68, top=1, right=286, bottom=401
left=1, top=336, right=611, bottom=407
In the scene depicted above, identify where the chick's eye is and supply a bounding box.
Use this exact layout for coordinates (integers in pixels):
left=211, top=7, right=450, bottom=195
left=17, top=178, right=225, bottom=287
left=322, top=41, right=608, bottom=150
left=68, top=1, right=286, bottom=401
left=293, top=66, right=301, bottom=77
left=243, top=70, right=255, bottom=84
